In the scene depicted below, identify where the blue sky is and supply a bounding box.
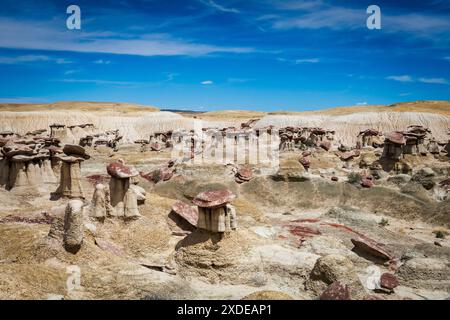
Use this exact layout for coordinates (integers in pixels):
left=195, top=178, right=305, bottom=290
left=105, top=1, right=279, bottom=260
left=0, top=0, right=449, bottom=111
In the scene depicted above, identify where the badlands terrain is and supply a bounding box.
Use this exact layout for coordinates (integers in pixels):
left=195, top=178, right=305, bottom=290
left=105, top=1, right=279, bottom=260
left=0, top=100, right=450, bottom=300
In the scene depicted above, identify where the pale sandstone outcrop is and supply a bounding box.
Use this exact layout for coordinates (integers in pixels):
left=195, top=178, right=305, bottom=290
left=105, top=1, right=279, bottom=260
left=63, top=199, right=84, bottom=253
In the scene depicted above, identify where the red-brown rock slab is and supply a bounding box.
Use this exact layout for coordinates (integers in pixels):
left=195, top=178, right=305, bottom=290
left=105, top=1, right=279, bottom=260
left=107, top=161, right=139, bottom=179
left=331, top=176, right=339, bottom=182
left=171, top=201, right=198, bottom=227
left=351, top=237, right=395, bottom=261
left=193, top=189, right=236, bottom=208
left=319, top=281, right=351, bottom=300
left=287, top=225, right=321, bottom=238
left=235, top=167, right=253, bottom=183
left=140, top=168, right=173, bottom=183
left=63, top=144, right=90, bottom=159
left=386, top=131, right=406, bottom=145
left=380, top=273, right=399, bottom=290
left=361, top=176, right=374, bottom=188
left=319, top=140, right=332, bottom=151
left=299, top=157, right=311, bottom=168
left=302, top=150, right=312, bottom=157
left=150, top=142, right=162, bottom=151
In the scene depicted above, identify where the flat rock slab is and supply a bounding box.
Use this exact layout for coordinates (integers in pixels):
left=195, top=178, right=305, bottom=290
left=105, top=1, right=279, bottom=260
left=107, top=161, right=139, bottom=179
left=171, top=201, right=198, bottom=227
left=193, top=189, right=236, bottom=208
left=319, top=281, right=351, bottom=300
left=351, top=237, right=395, bottom=261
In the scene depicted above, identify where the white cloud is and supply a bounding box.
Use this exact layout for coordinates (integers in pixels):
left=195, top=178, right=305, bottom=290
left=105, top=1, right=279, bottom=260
left=273, top=7, right=363, bottom=30
left=295, top=58, right=320, bottom=64
left=0, top=18, right=253, bottom=57
left=64, top=70, right=79, bottom=75
left=275, top=0, right=323, bottom=11
left=227, top=78, right=253, bottom=83
left=0, top=54, right=73, bottom=65
left=418, top=77, right=448, bottom=85
left=57, top=78, right=141, bottom=86
left=201, top=80, right=214, bottom=85
left=356, top=102, right=368, bottom=106
left=93, top=59, right=111, bottom=64
left=386, top=75, right=414, bottom=82
left=199, top=0, right=240, bottom=13
left=445, top=56, right=450, bottom=60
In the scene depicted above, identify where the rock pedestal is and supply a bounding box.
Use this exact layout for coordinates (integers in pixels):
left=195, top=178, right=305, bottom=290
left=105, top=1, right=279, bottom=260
left=64, top=200, right=84, bottom=253
left=193, top=189, right=237, bottom=233
left=107, top=160, right=141, bottom=219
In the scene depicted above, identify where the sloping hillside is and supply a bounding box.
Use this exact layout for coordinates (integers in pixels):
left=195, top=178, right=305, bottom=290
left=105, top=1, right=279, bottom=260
left=0, top=101, right=159, bottom=113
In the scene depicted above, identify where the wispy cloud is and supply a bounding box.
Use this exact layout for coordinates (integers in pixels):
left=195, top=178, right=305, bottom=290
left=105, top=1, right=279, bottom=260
left=57, top=78, right=141, bottom=86
left=418, top=77, right=448, bottom=85
left=386, top=75, right=448, bottom=85
left=64, top=70, right=79, bottom=75
left=199, top=0, right=240, bottom=13
left=0, top=54, right=72, bottom=64
left=201, top=80, right=214, bottom=85
left=0, top=18, right=253, bottom=57
left=356, top=102, right=368, bottom=106
left=295, top=58, right=320, bottom=64
left=445, top=56, right=450, bottom=60
left=272, top=7, right=363, bottom=30
left=275, top=0, right=323, bottom=11
left=0, top=97, right=48, bottom=103
left=386, top=75, right=414, bottom=82
left=93, top=59, right=111, bottom=64
left=227, top=78, right=253, bottom=83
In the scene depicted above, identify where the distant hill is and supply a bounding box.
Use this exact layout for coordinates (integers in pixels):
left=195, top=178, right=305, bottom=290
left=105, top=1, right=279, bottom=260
left=0, top=101, right=159, bottom=113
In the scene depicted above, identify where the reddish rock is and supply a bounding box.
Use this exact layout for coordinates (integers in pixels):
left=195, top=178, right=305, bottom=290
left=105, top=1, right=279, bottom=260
left=302, top=150, right=311, bottom=157
left=380, top=273, right=399, bottom=290
left=193, top=189, right=236, bottom=208
left=299, top=157, right=311, bottom=169
left=235, top=167, right=253, bottom=183
left=361, top=176, right=374, bottom=188
left=107, top=161, right=139, bottom=179
left=386, top=131, right=406, bottom=145
left=351, top=237, right=395, bottom=261
left=171, top=201, right=198, bottom=227
left=331, top=176, right=339, bottom=182
left=287, top=225, right=321, bottom=238
left=340, top=150, right=360, bottom=161
left=319, top=140, right=332, bottom=151
left=140, top=167, right=173, bottom=183
left=63, top=144, right=90, bottom=159
left=319, top=281, right=351, bottom=300
left=48, top=145, right=63, bottom=154
left=150, top=142, right=162, bottom=151
left=439, top=178, right=450, bottom=189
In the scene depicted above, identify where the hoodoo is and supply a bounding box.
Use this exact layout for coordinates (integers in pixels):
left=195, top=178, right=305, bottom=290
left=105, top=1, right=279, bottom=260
left=193, top=189, right=237, bottom=233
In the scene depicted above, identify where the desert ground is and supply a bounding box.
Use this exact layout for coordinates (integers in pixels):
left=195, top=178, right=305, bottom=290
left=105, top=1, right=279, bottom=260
left=0, top=100, right=449, bottom=300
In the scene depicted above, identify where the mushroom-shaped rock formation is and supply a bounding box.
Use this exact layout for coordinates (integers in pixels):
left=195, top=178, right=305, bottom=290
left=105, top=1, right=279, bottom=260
left=382, top=131, right=406, bottom=160
left=235, top=167, right=253, bottom=184
left=64, top=199, right=84, bottom=254
left=106, top=160, right=141, bottom=219
left=193, top=189, right=237, bottom=233
left=54, top=155, right=86, bottom=199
